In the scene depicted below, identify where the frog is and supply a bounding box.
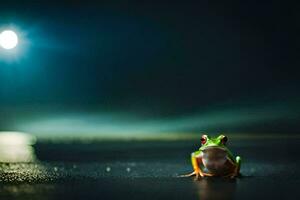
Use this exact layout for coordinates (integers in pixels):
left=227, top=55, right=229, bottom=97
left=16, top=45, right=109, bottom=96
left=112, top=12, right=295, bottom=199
left=182, top=134, right=241, bottom=179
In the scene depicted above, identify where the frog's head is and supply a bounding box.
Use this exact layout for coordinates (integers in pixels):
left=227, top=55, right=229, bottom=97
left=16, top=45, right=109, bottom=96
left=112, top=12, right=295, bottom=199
left=199, top=134, right=229, bottom=171
left=199, top=134, right=228, bottom=151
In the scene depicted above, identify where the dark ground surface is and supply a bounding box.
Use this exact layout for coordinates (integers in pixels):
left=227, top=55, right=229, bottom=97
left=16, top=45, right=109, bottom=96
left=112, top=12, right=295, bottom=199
left=0, top=137, right=300, bottom=200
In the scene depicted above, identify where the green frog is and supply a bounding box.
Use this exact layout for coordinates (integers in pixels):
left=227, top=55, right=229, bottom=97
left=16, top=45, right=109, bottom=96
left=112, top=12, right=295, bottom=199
left=182, top=134, right=241, bottom=178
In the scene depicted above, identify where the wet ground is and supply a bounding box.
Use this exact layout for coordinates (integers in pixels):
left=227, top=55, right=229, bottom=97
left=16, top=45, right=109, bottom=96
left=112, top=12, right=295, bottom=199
left=0, top=137, right=300, bottom=200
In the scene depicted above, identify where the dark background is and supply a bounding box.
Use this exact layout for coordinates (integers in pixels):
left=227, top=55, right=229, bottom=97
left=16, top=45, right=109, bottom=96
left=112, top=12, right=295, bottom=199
left=0, top=0, right=299, bottom=136
left=1, top=2, right=300, bottom=200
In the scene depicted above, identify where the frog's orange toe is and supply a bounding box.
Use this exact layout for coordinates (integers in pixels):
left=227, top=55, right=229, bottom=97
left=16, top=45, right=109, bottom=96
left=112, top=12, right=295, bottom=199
left=178, top=171, right=196, bottom=177
left=179, top=170, right=209, bottom=179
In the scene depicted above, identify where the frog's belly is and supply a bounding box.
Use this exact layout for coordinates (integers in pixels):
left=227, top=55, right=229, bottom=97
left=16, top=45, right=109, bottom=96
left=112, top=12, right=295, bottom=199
left=201, top=148, right=235, bottom=175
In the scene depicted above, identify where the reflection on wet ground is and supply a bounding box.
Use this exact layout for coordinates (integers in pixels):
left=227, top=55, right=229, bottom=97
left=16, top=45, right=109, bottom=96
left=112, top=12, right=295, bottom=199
left=0, top=136, right=300, bottom=199
left=0, top=132, right=48, bottom=183
left=195, top=178, right=237, bottom=200
left=0, top=132, right=36, bottom=163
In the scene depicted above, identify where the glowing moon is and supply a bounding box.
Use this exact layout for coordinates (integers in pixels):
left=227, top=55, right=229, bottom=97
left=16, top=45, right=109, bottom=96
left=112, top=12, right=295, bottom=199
left=0, top=30, right=18, bottom=50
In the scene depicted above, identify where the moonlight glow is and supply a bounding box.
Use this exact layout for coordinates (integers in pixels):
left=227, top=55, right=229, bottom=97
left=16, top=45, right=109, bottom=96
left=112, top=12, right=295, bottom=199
left=0, top=30, right=18, bottom=50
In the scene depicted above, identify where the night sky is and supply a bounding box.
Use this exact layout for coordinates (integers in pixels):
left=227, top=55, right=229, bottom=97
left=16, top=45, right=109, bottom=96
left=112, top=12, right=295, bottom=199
left=0, top=1, right=299, bottom=136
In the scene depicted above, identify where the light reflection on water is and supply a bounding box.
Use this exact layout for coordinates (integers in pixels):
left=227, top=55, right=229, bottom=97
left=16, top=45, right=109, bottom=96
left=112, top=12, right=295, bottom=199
left=0, top=132, right=37, bottom=162
left=195, top=178, right=237, bottom=200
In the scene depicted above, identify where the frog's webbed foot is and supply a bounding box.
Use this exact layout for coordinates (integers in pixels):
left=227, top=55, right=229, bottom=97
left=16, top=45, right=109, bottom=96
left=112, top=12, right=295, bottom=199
left=178, top=171, right=196, bottom=177
left=179, top=170, right=214, bottom=180
left=179, top=170, right=205, bottom=180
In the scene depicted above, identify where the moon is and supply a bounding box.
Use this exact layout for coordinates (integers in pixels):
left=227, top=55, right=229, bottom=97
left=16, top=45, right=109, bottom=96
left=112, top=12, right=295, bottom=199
left=0, top=30, right=19, bottom=50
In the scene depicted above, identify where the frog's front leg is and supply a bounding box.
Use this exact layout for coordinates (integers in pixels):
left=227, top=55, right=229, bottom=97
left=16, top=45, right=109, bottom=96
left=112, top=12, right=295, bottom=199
left=226, top=156, right=241, bottom=178
left=234, top=156, right=241, bottom=176
left=180, top=151, right=205, bottom=179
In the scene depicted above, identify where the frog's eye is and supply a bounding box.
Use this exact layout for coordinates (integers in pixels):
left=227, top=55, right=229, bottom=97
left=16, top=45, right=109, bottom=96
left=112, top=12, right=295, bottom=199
left=221, top=136, right=228, bottom=145
left=201, top=135, right=207, bottom=145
